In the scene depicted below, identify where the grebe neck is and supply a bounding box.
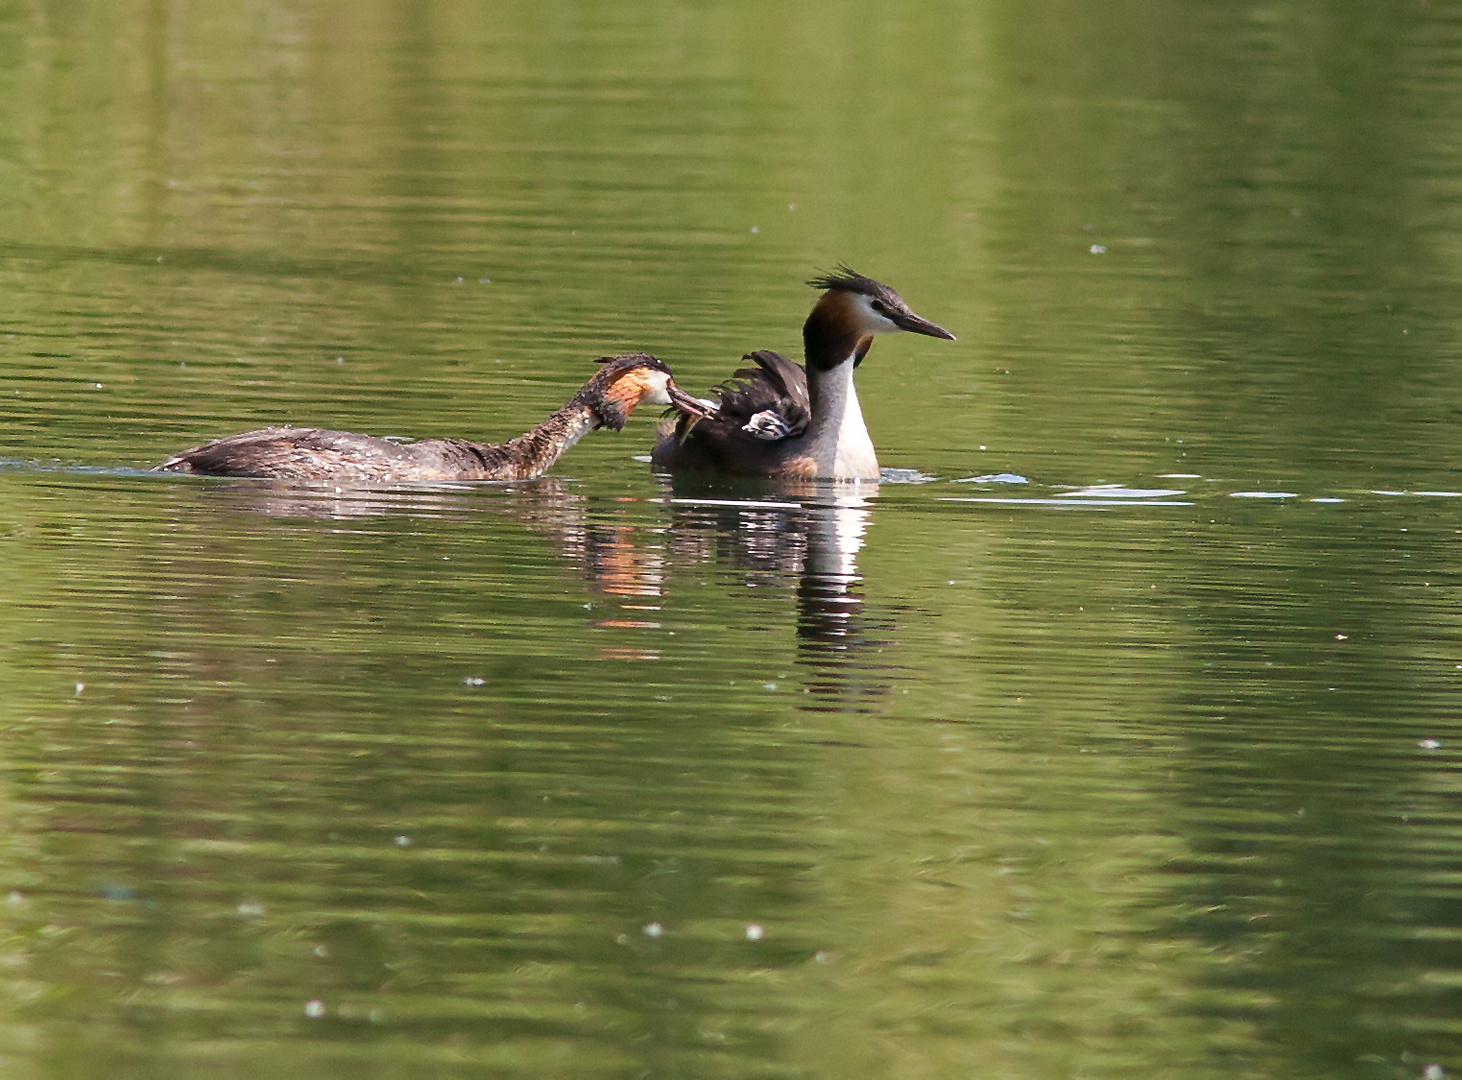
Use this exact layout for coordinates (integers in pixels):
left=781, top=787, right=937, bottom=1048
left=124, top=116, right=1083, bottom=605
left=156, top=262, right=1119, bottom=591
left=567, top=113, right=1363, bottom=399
left=480, top=400, right=601, bottom=480
left=805, top=354, right=878, bottom=481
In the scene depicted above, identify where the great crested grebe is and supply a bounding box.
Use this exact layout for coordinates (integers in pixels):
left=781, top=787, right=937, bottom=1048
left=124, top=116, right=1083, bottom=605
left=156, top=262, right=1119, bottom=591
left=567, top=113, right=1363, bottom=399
left=652, top=267, right=954, bottom=480
left=157, top=353, right=711, bottom=482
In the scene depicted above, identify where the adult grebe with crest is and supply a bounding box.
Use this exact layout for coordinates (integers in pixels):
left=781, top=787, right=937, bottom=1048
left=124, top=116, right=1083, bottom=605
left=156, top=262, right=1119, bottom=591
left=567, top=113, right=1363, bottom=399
left=652, top=267, right=954, bottom=480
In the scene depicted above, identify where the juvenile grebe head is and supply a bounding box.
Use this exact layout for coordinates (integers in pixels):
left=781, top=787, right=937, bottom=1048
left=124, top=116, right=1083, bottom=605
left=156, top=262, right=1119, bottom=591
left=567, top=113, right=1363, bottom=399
left=803, top=266, right=954, bottom=371
left=587, top=353, right=714, bottom=430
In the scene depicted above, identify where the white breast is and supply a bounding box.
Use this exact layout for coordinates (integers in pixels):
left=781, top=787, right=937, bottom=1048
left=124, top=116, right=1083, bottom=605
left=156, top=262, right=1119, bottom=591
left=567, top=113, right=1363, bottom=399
left=806, top=360, right=879, bottom=480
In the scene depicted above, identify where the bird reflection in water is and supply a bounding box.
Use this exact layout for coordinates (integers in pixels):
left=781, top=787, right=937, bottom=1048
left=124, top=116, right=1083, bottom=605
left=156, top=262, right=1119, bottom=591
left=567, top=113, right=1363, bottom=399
left=511, top=484, right=669, bottom=662
left=516, top=481, right=892, bottom=693
left=167, top=475, right=894, bottom=700
left=662, top=482, right=891, bottom=711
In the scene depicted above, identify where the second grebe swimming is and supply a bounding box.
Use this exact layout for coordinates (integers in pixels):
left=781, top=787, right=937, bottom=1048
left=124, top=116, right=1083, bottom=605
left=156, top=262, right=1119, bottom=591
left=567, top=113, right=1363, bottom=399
left=652, top=267, right=954, bottom=480
left=158, top=353, right=710, bottom=482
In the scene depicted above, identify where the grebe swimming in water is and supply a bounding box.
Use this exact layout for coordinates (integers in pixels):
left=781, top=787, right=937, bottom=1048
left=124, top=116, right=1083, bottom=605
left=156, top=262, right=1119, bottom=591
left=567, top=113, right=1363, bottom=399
left=651, top=267, right=954, bottom=481
left=158, top=353, right=711, bottom=482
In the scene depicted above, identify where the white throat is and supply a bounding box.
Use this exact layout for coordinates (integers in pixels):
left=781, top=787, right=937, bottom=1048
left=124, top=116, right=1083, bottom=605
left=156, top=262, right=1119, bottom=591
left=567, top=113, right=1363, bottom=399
left=807, top=359, right=879, bottom=480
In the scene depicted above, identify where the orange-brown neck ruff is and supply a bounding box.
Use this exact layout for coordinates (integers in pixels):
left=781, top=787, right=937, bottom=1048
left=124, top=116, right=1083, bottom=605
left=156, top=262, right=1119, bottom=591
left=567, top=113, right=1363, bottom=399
left=803, top=290, right=875, bottom=373
left=600, top=368, right=660, bottom=424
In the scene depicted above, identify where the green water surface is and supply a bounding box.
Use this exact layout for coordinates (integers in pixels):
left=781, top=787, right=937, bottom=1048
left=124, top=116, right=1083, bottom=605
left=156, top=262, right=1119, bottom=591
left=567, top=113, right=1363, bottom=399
left=2, top=2, right=1462, bottom=1078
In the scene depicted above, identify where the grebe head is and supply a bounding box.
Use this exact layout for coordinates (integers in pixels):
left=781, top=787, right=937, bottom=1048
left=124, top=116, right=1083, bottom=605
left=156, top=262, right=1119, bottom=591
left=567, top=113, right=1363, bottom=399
left=807, top=266, right=956, bottom=341
left=803, top=266, right=954, bottom=371
left=587, top=353, right=714, bottom=430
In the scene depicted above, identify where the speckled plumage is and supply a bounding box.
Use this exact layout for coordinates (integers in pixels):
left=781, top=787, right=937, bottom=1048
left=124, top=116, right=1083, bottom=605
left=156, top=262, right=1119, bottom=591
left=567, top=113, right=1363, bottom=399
left=159, top=353, right=691, bottom=482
